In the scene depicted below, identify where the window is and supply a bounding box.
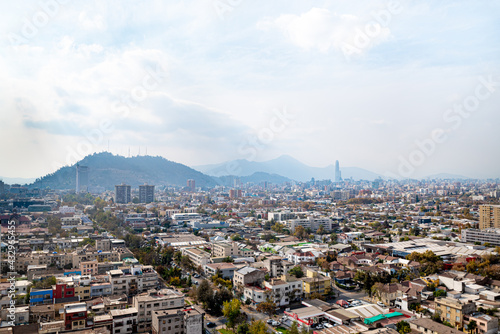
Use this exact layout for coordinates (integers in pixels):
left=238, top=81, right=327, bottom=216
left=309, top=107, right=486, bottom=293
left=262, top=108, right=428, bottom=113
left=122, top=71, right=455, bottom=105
left=456, top=316, right=460, bottom=322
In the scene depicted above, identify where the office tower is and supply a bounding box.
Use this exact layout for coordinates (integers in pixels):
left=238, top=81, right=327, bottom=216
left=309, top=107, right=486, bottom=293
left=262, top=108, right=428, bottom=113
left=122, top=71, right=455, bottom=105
left=139, top=184, right=155, bottom=203
left=76, top=165, right=89, bottom=193
left=334, top=160, right=342, bottom=182
left=479, top=205, right=500, bottom=229
left=0, top=180, right=4, bottom=195
left=115, top=184, right=131, bottom=204
left=187, top=179, right=195, bottom=192
left=233, top=177, right=241, bottom=189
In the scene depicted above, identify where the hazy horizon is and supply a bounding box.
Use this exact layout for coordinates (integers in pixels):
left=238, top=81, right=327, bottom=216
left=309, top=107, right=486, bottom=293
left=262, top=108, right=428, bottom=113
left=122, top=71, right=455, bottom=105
left=2, top=1, right=500, bottom=179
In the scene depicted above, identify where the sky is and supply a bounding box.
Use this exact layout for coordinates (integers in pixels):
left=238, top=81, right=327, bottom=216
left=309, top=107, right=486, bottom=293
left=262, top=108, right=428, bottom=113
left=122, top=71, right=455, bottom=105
left=1, top=0, right=500, bottom=180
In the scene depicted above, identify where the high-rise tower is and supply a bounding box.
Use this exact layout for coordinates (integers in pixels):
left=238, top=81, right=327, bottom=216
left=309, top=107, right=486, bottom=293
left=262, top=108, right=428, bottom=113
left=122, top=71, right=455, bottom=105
left=76, top=165, right=89, bottom=193
left=334, top=160, right=342, bottom=182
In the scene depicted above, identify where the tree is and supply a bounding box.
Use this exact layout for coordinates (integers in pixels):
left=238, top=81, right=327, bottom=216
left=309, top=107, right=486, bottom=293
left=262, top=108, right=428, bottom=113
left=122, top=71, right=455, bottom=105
left=468, top=320, right=477, bottom=334
left=289, top=322, right=299, bottom=334
left=237, top=322, right=250, bottom=334
left=196, top=280, right=213, bottom=307
left=256, top=300, right=276, bottom=316
left=232, top=234, right=243, bottom=241
left=223, top=299, right=242, bottom=331
left=396, top=321, right=411, bottom=334
left=249, top=320, right=268, bottom=334
left=289, top=266, right=304, bottom=278
left=294, top=226, right=307, bottom=240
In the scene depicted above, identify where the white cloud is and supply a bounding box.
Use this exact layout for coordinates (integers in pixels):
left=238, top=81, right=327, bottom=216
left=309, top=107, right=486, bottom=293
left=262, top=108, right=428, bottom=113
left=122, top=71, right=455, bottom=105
left=259, top=7, right=391, bottom=55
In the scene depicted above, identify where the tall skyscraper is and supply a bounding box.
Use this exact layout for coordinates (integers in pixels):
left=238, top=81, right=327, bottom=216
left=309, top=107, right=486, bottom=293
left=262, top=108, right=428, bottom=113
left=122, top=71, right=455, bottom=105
left=479, top=205, right=500, bottom=229
left=115, top=184, right=131, bottom=204
left=0, top=180, right=4, bottom=195
left=76, top=165, right=89, bottom=193
left=334, top=160, right=342, bottom=182
left=187, top=179, right=195, bottom=192
left=139, top=184, right=155, bottom=203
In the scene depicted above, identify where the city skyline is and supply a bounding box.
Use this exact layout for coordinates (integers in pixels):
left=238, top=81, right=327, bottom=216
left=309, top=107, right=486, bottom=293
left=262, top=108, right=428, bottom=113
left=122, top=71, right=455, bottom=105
left=2, top=1, right=500, bottom=180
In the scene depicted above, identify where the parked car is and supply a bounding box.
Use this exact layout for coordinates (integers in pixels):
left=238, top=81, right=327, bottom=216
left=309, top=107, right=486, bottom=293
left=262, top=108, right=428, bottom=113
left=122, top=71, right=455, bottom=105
left=323, top=323, right=333, bottom=328
left=315, top=324, right=324, bottom=329
left=377, top=302, right=386, bottom=307
left=271, top=321, right=280, bottom=326
left=267, top=319, right=274, bottom=324
left=206, top=322, right=216, bottom=328
left=194, top=274, right=200, bottom=278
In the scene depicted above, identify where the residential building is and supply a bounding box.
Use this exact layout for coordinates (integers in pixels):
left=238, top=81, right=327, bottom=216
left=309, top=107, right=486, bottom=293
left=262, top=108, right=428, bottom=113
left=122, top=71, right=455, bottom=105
left=63, top=302, right=87, bottom=331
left=233, top=267, right=265, bottom=289
left=479, top=205, right=500, bottom=229
left=139, top=184, right=155, bottom=203
left=263, top=256, right=293, bottom=278
left=466, top=313, right=499, bottom=334
left=133, top=289, right=185, bottom=333
left=410, top=318, right=463, bottom=334
left=80, top=260, right=99, bottom=276
left=300, top=269, right=332, bottom=299
left=285, top=217, right=333, bottom=233
left=461, top=228, right=500, bottom=246
left=76, top=164, right=89, bottom=193
left=115, top=184, right=132, bottom=204
left=435, top=297, right=476, bottom=329
left=204, top=263, right=237, bottom=279
left=110, top=307, right=138, bottom=334
left=152, top=306, right=204, bottom=334
left=211, top=242, right=243, bottom=258
left=187, top=179, right=195, bottom=192
left=181, top=248, right=210, bottom=268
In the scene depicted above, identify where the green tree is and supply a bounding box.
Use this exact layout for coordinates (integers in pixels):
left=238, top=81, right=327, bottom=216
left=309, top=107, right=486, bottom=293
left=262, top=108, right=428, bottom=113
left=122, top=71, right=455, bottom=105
left=289, top=266, right=304, bottom=278
left=256, top=300, right=276, bottom=316
left=223, top=299, right=242, bottom=331
left=396, top=321, right=411, bottom=334
left=289, top=322, right=299, bottom=334
left=468, top=320, right=477, bottom=334
left=237, top=322, right=250, bottom=334
left=249, top=320, right=268, bottom=334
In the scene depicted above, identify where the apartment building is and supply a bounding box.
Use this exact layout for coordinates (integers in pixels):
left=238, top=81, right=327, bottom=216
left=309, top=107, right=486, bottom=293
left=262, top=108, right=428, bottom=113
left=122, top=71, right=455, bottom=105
left=461, top=228, right=500, bottom=246
left=263, top=277, right=303, bottom=306
left=435, top=297, right=476, bottom=329
left=181, top=248, right=211, bottom=268
left=108, top=265, right=159, bottom=295
left=263, top=256, right=293, bottom=278
left=211, top=242, right=242, bottom=258
left=204, top=263, right=237, bottom=279
left=233, top=267, right=265, bottom=288
left=152, top=306, right=204, bottom=334
left=80, top=260, right=99, bottom=276
left=285, top=217, right=333, bottom=233
left=300, top=269, right=332, bottom=299
left=466, top=313, right=499, bottom=334
left=110, top=307, right=138, bottom=334
left=133, top=289, right=185, bottom=333
left=479, top=205, right=500, bottom=229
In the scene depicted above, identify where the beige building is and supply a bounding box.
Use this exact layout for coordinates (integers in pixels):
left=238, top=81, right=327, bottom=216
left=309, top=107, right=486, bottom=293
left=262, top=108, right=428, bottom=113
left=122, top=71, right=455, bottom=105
left=435, top=297, right=475, bottom=329
left=466, top=313, right=499, bottom=334
left=110, top=307, right=138, bottom=334
left=80, top=260, right=98, bottom=276
left=181, top=248, right=210, bottom=268
left=152, top=306, right=204, bottom=334
left=133, top=289, right=185, bottom=333
left=479, top=205, right=500, bottom=229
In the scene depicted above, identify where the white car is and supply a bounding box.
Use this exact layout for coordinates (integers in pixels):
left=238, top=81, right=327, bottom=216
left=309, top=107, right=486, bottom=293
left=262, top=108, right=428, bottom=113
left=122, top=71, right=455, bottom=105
left=323, top=323, right=333, bottom=328
left=377, top=302, right=386, bottom=307
left=271, top=321, right=280, bottom=326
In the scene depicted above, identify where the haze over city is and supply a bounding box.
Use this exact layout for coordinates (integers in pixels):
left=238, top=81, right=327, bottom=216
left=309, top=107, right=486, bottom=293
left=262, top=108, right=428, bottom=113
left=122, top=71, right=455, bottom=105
left=2, top=1, right=500, bottom=180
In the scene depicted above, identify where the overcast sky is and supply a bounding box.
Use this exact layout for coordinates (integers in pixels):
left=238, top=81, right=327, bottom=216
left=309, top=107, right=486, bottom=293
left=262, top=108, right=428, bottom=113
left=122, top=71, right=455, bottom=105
left=1, top=0, right=499, bottom=180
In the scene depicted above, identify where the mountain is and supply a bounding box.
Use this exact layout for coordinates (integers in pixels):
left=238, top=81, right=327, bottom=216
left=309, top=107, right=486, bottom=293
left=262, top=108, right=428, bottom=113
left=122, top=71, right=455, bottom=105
left=194, top=155, right=383, bottom=181
left=215, top=172, right=293, bottom=187
left=0, top=176, right=36, bottom=185
left=425, top=173, right=471, bottom=180
left=27, top=152, right=218, bottom=190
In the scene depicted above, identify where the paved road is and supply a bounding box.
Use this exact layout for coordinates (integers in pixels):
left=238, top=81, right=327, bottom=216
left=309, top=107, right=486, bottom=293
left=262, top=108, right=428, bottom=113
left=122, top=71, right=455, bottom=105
left=331, top=284, right=368, bottom=303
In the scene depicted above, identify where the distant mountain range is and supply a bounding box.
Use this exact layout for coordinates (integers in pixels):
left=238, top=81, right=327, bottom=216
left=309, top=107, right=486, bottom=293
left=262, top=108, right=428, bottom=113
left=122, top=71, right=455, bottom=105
left=13, top=153, right=475, bottom=191
left=193, top=155, right=383, bottom=181
left=424, top=173, right=471, bottom=180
